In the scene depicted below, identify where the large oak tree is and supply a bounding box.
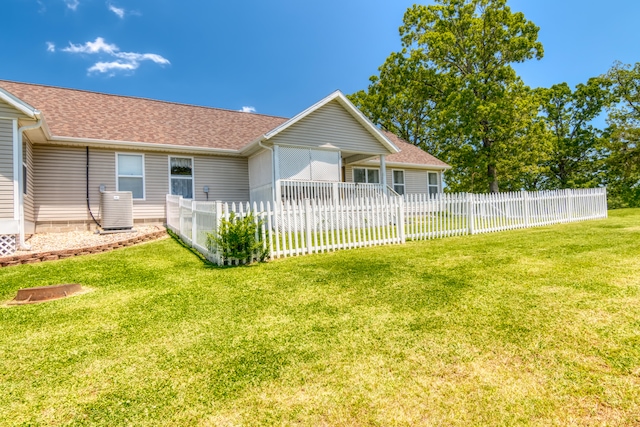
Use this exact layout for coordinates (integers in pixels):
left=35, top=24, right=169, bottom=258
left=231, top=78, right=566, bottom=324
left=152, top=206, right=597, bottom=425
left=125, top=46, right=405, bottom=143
left=350, top=0, right=544, bottom=192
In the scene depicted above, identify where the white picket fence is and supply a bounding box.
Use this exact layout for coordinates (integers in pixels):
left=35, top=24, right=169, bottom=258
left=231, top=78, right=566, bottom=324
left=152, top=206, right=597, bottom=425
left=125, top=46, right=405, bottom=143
left=404, top=187, right=608, bottom=240
left=166, top=187, right=608, bottom=265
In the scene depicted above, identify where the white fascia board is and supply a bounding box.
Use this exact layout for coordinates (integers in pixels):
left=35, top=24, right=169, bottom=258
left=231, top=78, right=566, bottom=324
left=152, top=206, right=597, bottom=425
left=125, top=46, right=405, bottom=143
left=260, top=90, right=400, bottom=154
left=0, top=88, right=40, bottom=118
left=47, top=136, right=243, bottom=156
left=357, top=159, right=452, bottom=170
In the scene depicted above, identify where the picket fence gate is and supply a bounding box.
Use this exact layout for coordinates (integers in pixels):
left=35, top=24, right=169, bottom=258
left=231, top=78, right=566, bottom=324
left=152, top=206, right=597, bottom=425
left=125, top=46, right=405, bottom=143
left=166, top=187, right=608, bottom=265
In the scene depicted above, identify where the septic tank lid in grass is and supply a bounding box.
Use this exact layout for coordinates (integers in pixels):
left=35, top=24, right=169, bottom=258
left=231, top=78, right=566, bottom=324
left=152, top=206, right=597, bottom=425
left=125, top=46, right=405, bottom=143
left=8, top=284, right=87, bottom=305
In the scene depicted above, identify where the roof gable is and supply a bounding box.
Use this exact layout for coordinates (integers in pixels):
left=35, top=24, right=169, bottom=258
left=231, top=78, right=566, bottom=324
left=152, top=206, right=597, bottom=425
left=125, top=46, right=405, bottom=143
left=263, top=91, right=399, bottom=154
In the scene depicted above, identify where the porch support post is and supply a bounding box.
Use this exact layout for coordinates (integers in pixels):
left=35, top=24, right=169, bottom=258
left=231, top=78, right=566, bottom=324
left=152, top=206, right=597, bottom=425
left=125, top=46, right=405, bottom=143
left=273, top=145, right=281, bottom=204
left=380, top=155, right=387, bottom=194
left=12, top=120, right=20, bottom=223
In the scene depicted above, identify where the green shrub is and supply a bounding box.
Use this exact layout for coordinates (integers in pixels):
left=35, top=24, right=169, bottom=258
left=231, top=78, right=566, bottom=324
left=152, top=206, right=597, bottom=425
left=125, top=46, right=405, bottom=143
left=207, top=212, right=268, bottom=263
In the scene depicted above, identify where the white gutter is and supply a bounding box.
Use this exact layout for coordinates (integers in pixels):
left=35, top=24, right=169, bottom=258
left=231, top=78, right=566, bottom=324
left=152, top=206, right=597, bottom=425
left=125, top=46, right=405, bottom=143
left=17, top=116, right=43, bottom=250
left=358, top=160, right=451, bottom=170
left=47, top=135, right=242, bottom=156
left=257, top=139, right=277, bottom=203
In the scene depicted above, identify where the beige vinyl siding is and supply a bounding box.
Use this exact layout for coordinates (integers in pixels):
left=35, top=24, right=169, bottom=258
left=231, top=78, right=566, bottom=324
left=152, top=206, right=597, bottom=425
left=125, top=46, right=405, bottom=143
left=0, top=100, right=27, bottom=119
left=34, top=147, right=169, bottom=222
left=33, top=146, right=250, bottom=222
left=405, top=169, right=429, bottom=194
left=0, top=119, right=14, bottom=219
left=270, top=100, right=389, bottom=154
left=33, top=145, right=116, bottom=222
left=194, top=156, right=249, bottom=202
left=131, top=152, right=167, bottom=219
left=23, top=137, right=34, bottom=222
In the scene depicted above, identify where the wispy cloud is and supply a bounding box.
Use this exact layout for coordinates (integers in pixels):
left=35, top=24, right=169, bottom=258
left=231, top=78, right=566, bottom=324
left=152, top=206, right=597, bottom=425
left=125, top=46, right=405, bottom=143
left=64, top=0, right=79, bottom=11
left=108, top=3, right=125, bottom=18
left=46, top=42, right=56, bottom=52
left=88, top=61, right=137, bottom=73
left=240, top=106, right=256, bottom=113
left=63, top=37, right=117, bottom=55
left=61, top=37, right=170, bottom=75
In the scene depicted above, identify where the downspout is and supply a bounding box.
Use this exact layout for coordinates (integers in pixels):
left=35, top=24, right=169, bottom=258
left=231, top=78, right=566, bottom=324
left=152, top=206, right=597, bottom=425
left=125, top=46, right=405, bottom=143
left=86, top=147, right=101, bottom=228
left=17, top=117, right=43, bottom=250
left=258, top=140, right=277, bottom=203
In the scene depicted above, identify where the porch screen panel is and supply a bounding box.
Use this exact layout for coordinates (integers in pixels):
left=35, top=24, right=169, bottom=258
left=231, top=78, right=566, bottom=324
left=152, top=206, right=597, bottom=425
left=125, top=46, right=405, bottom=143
left=279, top=146, right=311, bottom=180
left=310, top=149, right=340, bottom=182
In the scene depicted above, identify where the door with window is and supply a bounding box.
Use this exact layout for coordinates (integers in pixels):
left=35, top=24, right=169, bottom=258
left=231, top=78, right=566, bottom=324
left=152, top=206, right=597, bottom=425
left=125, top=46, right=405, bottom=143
left=169, top=157, right=194, bottom=199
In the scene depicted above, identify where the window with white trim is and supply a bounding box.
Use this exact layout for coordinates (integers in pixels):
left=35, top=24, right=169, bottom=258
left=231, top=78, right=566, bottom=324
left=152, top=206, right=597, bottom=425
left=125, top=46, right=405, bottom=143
left=117, top=153, right=145, bottom=199
left=392, top=170, right=405, bottom=195
left=353, top=167, right=380, bottom=184
left=428, top=172, right=439, bottom=196
left=169, top=157, right=194, bottom=199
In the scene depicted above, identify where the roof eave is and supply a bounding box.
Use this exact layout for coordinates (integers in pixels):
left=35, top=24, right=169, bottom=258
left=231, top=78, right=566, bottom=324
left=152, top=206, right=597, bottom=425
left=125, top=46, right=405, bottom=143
left=0, top=88, right=41, bottom=119
left=357, top=159, right=451, bottom=170
left=45, top=135, right=243, bottom=156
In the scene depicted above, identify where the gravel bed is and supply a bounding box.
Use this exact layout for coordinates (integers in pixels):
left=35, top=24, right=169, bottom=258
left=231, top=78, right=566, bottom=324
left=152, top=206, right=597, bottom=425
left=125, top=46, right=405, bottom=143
left=16, top=225, right=167, bottom=255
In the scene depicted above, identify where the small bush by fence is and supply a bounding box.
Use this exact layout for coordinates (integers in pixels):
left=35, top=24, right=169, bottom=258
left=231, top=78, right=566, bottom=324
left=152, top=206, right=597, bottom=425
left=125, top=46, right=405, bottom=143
left=166, top=187, right=608, bottom=265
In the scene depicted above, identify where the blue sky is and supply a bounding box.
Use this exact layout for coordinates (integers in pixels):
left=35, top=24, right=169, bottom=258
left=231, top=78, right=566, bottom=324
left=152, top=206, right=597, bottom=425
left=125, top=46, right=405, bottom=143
left=3, top=0, right=640, bottom=119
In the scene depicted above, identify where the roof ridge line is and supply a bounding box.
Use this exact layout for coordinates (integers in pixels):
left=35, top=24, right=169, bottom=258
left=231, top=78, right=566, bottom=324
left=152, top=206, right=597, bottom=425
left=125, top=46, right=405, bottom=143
left=0, top=79, right=289, bottom=120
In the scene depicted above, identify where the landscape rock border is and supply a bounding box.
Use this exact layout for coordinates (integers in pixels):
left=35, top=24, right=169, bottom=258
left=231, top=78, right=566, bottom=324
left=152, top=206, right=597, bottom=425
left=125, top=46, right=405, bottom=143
left=0, top=230, right=167, bottom=268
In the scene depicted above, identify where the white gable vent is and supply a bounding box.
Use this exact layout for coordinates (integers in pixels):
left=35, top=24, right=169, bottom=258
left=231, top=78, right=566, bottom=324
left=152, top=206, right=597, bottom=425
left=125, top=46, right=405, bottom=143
left=100, top=191, right=134, bottom=231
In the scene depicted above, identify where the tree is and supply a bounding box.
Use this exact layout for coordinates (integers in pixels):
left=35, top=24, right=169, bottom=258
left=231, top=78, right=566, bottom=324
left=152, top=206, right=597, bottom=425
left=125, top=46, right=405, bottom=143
left=349, top=0, right=544, bottom=192
left=536, top=79, right=611, bottom=189
left=603, top=62, right=640, bottom=207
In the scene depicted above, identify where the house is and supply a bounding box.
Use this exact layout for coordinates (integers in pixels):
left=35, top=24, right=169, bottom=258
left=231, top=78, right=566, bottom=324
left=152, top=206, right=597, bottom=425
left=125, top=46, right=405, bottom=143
left=0, top=80, right=449, bottom=253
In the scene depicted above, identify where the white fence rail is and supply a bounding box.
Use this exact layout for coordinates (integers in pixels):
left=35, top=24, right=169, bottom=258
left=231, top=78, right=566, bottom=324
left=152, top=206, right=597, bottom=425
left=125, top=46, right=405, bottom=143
left=404, top=188, right=608, bottom=240
left=167, top=187, right=608, bottom=265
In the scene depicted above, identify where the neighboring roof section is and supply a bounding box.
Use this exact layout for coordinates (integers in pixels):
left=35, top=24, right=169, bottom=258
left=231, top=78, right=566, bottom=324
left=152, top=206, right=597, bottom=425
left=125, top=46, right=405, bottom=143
left=0, top=80, right=287, bottom=150
left=382, top=130, right=450, bottom=169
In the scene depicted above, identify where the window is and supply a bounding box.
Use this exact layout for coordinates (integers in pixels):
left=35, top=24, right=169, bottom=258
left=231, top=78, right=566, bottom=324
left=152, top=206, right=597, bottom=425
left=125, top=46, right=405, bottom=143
left=117, top=153, right=144, bottom=199
left=353, top=168, right=380, bottom=184
left=392, top=170, right=405, bottom=195
left=428, top=172, right=439, bottom=196
left=169, top=157, right=194, bottom=199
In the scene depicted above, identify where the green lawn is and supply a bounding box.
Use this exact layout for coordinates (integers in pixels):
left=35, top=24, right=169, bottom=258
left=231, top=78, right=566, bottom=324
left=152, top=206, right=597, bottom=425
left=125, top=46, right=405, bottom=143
left=1, top=209, right=639, bottom=426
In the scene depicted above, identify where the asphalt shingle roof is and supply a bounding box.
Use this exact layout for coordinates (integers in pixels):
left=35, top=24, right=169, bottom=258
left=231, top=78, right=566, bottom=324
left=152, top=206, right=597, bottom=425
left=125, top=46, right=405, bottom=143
left=0, top=80, right=448, bottom=168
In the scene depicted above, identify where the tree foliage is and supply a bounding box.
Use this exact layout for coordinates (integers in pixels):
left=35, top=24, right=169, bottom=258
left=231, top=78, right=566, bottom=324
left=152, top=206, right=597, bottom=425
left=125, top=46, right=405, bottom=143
left=536, top=79, right=611, bottom=189
left=349, top=0, right=544, bottom=193
left=603, top=62, right=640, bottom=207
left=351, top=1, right=640, bottom=206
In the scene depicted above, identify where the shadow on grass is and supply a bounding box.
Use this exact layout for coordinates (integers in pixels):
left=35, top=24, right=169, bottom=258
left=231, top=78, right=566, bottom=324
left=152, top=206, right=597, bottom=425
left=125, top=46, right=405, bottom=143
left=166, top=229, right=267, bottom=271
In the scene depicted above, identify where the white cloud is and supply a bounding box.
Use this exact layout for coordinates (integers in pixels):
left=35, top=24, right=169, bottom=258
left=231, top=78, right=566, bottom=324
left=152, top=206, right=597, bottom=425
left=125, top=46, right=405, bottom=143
left=88, top=61, right=137, bottom=73
left=62, top=37, right=117, bottom=55
left=115, top=52, right=170, bottom=65
left=108, top=4, right=125, bottom=18
left=65, top=0, right=79, bottom=11
left=46, top=42, right=56, bottom=52
left=240, top=106, right=256, bottom=113
left=60, top=37, right=170, bottom=75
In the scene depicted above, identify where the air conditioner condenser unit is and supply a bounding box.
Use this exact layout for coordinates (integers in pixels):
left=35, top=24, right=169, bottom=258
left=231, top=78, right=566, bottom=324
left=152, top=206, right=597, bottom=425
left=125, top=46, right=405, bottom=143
left=100, top=191, right=134, bottom=231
